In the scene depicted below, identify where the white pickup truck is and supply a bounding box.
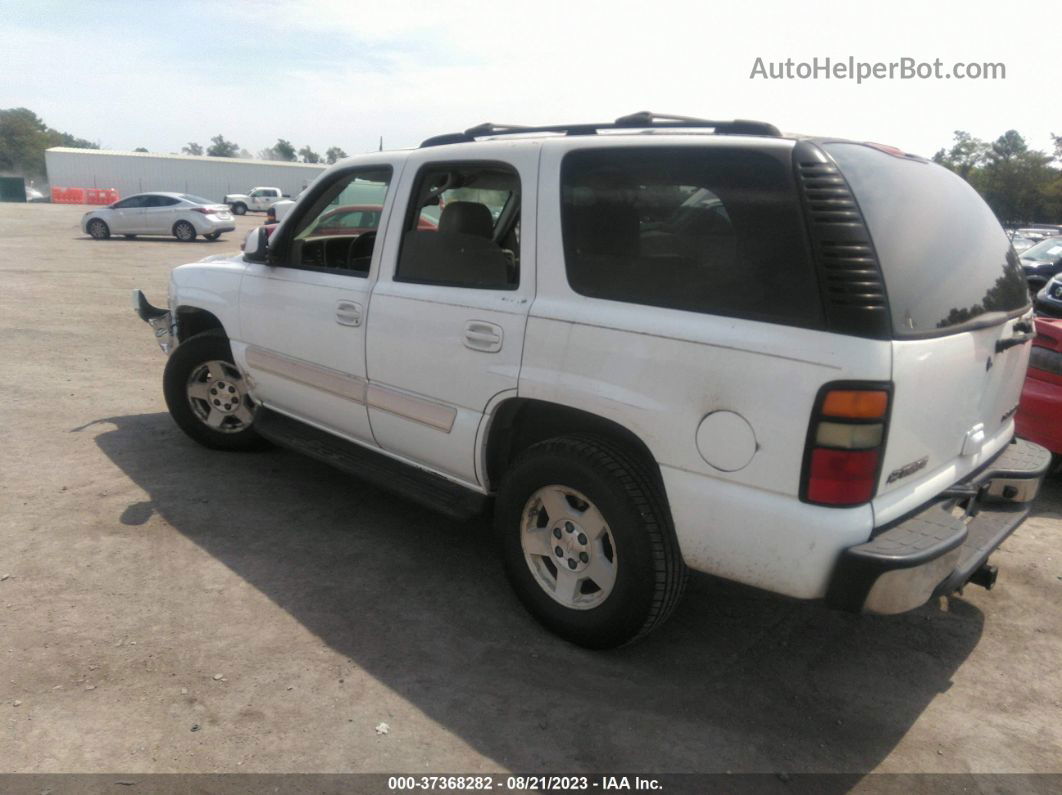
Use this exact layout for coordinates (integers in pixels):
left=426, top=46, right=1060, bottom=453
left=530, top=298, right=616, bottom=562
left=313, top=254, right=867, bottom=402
left=223, top=187, right=289, bottom=215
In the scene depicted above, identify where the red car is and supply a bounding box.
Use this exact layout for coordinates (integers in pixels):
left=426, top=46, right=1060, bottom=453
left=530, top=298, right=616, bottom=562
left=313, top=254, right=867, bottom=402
left=247, top=204, right=438, bottom=250
left=1016, top=317, right=1062, bottom=458
left=312, top=205, right=437, bottom=237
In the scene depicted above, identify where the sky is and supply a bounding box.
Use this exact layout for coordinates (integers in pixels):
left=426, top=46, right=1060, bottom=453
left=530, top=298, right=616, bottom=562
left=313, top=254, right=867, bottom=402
left=2, top=0, right=1058, bottom=159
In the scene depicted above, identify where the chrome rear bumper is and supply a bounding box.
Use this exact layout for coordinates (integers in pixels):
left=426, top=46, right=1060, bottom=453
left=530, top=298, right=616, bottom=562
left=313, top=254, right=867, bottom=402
left=827, top=438, right=1051, bottom=614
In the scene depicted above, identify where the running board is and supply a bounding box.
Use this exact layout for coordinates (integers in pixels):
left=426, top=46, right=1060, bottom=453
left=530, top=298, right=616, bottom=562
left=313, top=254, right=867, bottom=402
left=255, top=408, right=488, bottom=521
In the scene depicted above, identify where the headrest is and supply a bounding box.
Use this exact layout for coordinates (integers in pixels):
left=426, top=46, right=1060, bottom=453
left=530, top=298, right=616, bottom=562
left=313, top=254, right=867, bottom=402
left=438, top=201, right=494, bottom=239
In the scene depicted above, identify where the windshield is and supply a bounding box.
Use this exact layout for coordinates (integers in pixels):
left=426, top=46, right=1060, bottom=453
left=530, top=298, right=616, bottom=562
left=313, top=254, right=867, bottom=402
left=825, top=142, right=1029, bottom=336
left=1022, top=238, right=1062, bottom=261
left=180, top=194, right=217, bottom=205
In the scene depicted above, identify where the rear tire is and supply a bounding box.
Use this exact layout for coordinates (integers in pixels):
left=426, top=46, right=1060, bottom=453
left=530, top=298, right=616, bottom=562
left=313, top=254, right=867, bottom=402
left=204, top=232, right=221, bottom=241
left=163, top=331, right=267, bottom=451
left=231, top=202, right=247, bottom=216
left=87, top=219, right=110, bottom=240
left=173, top=221, right=197, bottom=242
left=495, top=435, right=686, bottom=648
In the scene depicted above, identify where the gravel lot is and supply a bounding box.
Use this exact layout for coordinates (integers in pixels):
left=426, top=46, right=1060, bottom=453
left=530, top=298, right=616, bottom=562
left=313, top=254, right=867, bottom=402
left=1, top=202, right=1060, bottom=778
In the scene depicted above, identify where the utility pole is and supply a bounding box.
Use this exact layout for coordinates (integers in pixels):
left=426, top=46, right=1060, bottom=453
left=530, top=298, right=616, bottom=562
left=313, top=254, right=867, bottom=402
left=379, top=136, right=383, bottom=152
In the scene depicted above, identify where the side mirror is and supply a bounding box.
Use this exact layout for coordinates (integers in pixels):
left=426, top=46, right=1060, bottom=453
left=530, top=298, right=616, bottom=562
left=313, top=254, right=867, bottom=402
left=242, top=226, right=270, bottom=263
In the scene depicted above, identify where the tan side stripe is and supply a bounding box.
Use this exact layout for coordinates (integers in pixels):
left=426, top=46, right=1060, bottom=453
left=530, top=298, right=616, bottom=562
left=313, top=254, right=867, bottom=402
left=366, top=385, right=456, bottom=433
left=245, top=347, right=367, bottom=403
left=245, top=346, right=455, bottom=433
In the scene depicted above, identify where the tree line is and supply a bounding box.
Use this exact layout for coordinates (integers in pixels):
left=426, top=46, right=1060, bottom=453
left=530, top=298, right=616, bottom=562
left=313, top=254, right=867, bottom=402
left=932, top=130, right=1061, bottom=225
left=0, top=108, right=350, bottom=178
left=179, top=135, right=347, bottom=164
left=0, top=108, right=99, bottom=178
left=3, top=106, right=1059, bottom=223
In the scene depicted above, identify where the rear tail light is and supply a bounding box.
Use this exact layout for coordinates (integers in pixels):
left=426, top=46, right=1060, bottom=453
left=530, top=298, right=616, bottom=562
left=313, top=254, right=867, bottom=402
left=802, top=384, right=891, bottom=506
left=191, top=207, right=211, bottom=214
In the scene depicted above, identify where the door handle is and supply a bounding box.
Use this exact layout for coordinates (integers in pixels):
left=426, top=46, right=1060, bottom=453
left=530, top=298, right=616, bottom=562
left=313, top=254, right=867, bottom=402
left=336, top=300, right=363, bottom=327
left=463, top=321, right=503, bottom=353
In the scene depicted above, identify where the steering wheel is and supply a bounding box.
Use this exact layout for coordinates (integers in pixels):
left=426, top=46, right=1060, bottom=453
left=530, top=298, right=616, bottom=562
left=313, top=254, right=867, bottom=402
left=345, top=231, right=378, bottom=272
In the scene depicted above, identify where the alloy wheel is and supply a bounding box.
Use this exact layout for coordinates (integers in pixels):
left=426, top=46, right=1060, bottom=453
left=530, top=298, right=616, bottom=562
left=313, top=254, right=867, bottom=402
left=520, top=485, right=618, bottom=610
left=185, top=360, right=254, bottom=433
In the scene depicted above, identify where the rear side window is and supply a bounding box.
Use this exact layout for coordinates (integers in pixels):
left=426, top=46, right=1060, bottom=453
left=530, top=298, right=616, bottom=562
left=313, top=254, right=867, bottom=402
left=395, top=162, right=520, bottom=290
left=144, top=195, right=179, bottom=207
left=825, top=143, right=1029, bottom=336
left=561, top=146, right=822, bottom=328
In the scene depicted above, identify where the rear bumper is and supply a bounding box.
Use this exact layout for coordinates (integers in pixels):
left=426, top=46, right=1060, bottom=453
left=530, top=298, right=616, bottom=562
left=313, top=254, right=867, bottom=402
left=826, top=438, right=1051, bottom=614
left=192, top=217, right=235, bottom=234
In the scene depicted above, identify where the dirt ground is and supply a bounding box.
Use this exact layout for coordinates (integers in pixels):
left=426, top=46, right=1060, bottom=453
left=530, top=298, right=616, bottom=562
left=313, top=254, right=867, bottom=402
left=1, top=203, right=1060, bottom=779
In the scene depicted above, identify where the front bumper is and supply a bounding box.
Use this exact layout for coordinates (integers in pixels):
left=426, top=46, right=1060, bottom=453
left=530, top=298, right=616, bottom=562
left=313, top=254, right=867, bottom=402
left=826, top=438, right=1051, bottom=614
left=132, top=289, right=175, bottom=353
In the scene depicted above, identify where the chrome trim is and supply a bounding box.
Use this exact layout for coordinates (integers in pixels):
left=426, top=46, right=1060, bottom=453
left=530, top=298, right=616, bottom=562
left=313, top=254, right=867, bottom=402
left=367, top=384, right=457, bottom=433
left=863, top=547, right=962, bottom=615
left=244, top=347, right=367, bottom=403
left=243, top=346, right=457, bottom=433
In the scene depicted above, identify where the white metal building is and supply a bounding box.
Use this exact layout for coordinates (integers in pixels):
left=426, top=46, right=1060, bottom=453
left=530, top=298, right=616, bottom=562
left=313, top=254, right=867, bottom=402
left=45, top=147, right=328, bottom=203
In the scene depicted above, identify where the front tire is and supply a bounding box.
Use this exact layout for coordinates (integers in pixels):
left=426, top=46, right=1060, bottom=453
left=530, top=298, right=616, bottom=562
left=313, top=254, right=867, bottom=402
left=495, top=435, right=686, bottom=648
left=204, top=232, right=221, bottom=241
left=162, top=332, right=267, bottom=451
left=231, top=202, right=247, bottom=216
left=173, top=221, right=197, bottom=242
left=87, top=219, right=110, bottom=240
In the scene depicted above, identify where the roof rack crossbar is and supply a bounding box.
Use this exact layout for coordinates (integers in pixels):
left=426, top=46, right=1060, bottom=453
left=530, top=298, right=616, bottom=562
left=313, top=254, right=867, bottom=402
left=419, top=112, right=781, bottom=147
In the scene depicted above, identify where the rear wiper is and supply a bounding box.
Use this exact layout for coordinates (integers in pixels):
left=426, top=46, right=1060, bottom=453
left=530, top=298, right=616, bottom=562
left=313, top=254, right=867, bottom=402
left=996, top=320, right=1035, bottom=353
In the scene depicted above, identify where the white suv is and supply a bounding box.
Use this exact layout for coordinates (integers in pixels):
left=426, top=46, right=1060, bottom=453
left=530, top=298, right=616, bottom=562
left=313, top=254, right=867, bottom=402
left=134, top=113, right=1051, bottom=648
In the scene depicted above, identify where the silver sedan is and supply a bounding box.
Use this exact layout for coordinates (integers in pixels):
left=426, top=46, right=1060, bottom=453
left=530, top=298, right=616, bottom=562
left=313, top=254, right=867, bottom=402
left=81, top=193, right=235, bottom=242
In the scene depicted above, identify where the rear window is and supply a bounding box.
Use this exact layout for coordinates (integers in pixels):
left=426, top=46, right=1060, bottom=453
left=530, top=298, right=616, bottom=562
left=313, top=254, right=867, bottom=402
left=825, top=143, right=1029, bottom=337
left=561, top=147, right=823, bottom=328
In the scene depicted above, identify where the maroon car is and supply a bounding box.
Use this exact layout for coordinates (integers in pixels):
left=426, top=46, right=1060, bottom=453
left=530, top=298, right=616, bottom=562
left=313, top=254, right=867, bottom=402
left=1016, top=317, right=1062, bottom=461
left=312, top=205, right=437, bottom=237
left=247, top=203, right=438, bottom=250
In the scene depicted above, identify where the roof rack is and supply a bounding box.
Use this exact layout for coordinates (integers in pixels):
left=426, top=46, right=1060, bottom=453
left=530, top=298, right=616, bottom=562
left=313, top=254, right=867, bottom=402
left=419, top=112, right=781, bottom=147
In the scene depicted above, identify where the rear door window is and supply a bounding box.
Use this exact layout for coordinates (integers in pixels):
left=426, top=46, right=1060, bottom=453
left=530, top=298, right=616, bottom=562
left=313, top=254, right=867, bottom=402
left=560, top=146, right=823, bottom=328
left=395, top=162, right=520, bottom=290
left=824, top=143, right=1029, bottom=336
